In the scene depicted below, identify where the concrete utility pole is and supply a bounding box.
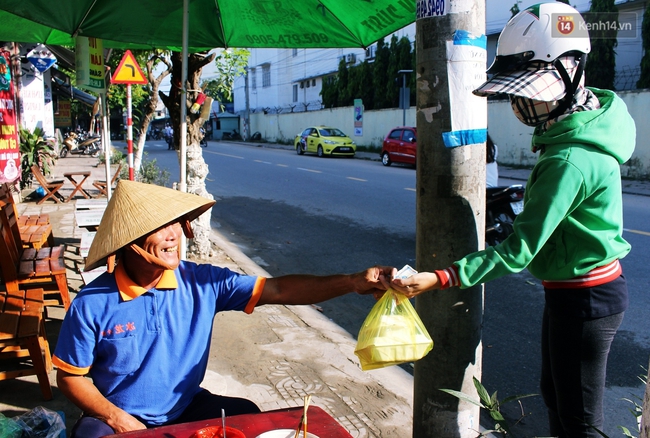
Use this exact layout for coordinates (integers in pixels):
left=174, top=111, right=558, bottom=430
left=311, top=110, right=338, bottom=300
left=414, top=2, right=487, bottom=437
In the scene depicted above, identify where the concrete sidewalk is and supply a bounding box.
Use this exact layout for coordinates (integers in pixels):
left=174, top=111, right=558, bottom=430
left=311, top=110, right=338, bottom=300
left=1, top=154, right=415, bottom=437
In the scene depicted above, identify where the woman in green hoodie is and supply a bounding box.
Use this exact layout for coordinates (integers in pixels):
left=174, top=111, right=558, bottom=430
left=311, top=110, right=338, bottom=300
left=391, top=3, right=636, bottom=437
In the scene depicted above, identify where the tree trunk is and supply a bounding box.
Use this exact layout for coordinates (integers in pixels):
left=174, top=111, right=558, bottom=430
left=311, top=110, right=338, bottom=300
left=160, top=51, right=215, bottom=260
left=135, top=54, right=172, bottom=173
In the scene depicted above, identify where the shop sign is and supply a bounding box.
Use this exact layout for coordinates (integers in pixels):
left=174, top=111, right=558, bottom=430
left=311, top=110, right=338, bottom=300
left=0, top=51, right=21, bottom=184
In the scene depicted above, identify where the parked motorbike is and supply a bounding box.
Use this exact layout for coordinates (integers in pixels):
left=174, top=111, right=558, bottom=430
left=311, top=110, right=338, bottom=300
left=222, top=129, right=241, bottom=140
left=485, top=184, right=525, bottom=246
left=200, top=127, right=207, bottom=147
left=60, top=131, right=102, bottom=158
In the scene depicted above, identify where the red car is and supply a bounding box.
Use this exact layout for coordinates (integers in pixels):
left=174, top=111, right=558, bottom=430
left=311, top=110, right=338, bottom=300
left=381, top=127, right=417, bottom=167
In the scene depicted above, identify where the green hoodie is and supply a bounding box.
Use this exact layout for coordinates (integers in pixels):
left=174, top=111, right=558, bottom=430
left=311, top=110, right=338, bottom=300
left=455, top=88, right=636, bottom=287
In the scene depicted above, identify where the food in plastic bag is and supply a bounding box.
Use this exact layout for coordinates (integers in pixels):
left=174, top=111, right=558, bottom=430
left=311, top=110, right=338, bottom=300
left=354, top=288, right=433, bottom=371
left=0, top=413, right=22, bottom=438
left=13, top=406, right=66, bottom=438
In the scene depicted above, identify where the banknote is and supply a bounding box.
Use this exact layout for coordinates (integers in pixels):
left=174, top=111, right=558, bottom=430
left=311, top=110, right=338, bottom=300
left=394, top=264, right=418, bottom=279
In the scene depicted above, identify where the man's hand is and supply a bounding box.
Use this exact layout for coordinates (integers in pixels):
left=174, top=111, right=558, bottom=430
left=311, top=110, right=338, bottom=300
left=390, top=272, right=440, bottom=298
left=353, top=265, right=396, bottom=295
left=57, top=369, right=147, bottom=433
left=107, top=410, right=147, bottom=434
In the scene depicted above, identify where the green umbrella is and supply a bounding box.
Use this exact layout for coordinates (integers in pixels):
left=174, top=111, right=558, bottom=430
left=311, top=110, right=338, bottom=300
left=0, top=0, right=415, bottom=51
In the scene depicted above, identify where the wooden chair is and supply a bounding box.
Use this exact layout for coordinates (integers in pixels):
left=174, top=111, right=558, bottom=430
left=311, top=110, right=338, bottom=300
left=0, top=209, right=70, bottom=311
left=30, top=164, right=65, bottom=204
left=0, top=183, right=53, bottom=250
left=93, top=162, right=123, bottom=197
left=0, top=287, right=53, bottom=400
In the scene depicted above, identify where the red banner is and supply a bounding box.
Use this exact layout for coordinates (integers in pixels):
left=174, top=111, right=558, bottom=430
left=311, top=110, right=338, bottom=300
left=0, top=50, right=20, bottom=183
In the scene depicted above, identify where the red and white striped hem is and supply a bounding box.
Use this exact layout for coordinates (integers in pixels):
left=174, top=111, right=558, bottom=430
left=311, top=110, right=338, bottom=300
left=542, top=260, right=622, bottom=289
left=435, top=266, right=460, bottom=289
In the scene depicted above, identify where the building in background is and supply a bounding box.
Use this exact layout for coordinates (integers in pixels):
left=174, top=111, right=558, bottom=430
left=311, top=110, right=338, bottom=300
left=232, top=0, right=645, bottom=118
left=232, top=24, right=415, bottom=116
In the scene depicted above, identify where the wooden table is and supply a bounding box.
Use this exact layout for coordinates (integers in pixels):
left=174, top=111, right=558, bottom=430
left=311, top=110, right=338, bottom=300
left=75, top=198, right=108, bottom=210
left=64, top=171, right=92, bottom=201
left=75, top=209, right=105, bottom=231
left=105, top=406, right=353, bottom=438
left=79, top=230, right=107, bottom=284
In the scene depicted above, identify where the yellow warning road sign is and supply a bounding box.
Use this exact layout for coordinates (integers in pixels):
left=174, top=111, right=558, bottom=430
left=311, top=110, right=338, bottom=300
left=111, top=50, right=147, bottom=84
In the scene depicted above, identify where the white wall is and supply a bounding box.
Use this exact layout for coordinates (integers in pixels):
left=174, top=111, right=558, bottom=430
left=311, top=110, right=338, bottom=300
left=247, top=89, right=650, bottom=179
left=486, top=89, right=650, bottom=179
left=249, top=105, right=416, bottom=148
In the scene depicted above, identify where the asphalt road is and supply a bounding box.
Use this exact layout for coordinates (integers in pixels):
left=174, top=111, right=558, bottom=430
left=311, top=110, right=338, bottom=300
left=146, top=140, right=649, bottom=437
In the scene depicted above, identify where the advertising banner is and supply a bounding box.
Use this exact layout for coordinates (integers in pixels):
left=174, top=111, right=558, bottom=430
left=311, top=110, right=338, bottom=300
left=54, top=99, right=72, bottom=127
left=0, top=50, right=21, bottom=184
left=354, top=98, right=363, bottom=136
left=75, top=36, right=105, bottom=91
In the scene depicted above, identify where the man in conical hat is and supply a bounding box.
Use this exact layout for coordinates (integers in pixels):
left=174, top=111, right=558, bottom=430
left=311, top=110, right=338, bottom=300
left=53, top=180, right=394, bottom=438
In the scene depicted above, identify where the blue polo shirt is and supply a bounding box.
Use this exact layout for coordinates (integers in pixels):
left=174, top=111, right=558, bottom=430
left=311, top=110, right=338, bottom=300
left=53, top=260, right=265, bottom=425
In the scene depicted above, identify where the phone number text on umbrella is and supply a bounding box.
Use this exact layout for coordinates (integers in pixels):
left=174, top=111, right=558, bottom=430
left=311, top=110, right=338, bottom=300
left=245, top=33, right=330, bottom=45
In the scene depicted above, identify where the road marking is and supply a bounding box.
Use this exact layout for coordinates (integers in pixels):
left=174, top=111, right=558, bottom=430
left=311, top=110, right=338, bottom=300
left=208, top=151, right=244, bottom=159
left=297, top=168, right=322, bottom=173
left=277, top=164, right=288, bottom=167
left=624, top=228, right=650, bottom=236
left=254, top=160, right=272, bottom=164
left=347, top=177, right=366, bottom=182
left=405, top=187, right=416, bottom=192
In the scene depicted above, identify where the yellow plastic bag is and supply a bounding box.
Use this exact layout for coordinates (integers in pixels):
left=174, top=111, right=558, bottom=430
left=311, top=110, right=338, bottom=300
left=354, top=289, right=433, bottom=371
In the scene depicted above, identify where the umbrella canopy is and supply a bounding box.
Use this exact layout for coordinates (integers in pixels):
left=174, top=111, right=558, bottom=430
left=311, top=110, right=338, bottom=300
left=0, top=0, right=415, bottom=51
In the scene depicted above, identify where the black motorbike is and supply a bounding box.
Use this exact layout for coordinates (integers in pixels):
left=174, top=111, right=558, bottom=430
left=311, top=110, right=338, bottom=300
left=200, top=127, right=207, bottom=147
left=60, top=131, right=101, bottom=158
left=485, top=184, right=525, bottom=246
left=222, top=129, right=241, bottom=140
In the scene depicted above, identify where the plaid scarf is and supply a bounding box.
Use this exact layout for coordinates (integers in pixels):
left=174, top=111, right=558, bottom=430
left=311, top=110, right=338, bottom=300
left=529, top=87, right=601, bottom=152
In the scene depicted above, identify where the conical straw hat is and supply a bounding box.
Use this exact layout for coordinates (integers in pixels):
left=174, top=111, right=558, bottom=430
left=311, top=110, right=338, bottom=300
left=84, top=180, right=215, bottom=272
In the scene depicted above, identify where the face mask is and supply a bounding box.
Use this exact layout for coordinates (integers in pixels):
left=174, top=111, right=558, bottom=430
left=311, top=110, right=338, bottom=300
left=510, top=96, right=559, bottom=127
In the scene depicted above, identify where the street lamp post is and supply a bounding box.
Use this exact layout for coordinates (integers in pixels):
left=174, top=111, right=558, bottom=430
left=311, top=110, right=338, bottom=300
left=397, top=69, right=412, bottom=126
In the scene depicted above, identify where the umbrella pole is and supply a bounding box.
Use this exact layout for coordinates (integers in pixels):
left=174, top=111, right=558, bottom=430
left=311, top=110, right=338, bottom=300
left=180, top=0, right=189, bottom=259
left=100, top=93, right=112, bottom=198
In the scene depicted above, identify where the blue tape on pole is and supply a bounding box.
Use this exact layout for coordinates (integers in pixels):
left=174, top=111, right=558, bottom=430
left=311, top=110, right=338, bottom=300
left=442, top=129, right=487, bottom=148
left=452, top=30, right=487, bottom=49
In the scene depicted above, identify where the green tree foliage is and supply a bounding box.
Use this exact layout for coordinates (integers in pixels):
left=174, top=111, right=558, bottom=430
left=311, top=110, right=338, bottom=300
left=319, top=36, right=415, bottom=111
left=320, top=74, right=338, bottom=109
left=356, top=61, right=375, bottom=110
left=201, top=48, right=250, bottom=110
left=585, top=0, right=618, bottom=90
left=373, top=38, right=391, bottom=109
left=336, top=57, right=351, bottom=106
left=387, top=35, right=401, bottom=107
left=638, top=4, right=650, bottom=88
left=346, top=63, right=363, bottom=108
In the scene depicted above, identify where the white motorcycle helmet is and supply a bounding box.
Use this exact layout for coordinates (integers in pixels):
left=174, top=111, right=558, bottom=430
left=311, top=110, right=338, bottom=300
left=488, top=2, right=590, bottom=74
left=475, top=2, right=591, bottom=118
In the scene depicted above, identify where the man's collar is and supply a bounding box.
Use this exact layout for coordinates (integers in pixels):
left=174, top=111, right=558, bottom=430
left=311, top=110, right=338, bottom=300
left=115, top=262, right=179, bottom=301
